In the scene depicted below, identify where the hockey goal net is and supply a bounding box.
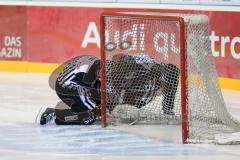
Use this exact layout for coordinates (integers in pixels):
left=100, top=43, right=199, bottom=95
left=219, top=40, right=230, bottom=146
left=100, top=12, right=240, bottom=144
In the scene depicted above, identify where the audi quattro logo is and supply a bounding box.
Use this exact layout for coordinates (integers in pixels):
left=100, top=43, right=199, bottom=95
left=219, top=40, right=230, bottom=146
left=104, top=23, right=181, bottom=60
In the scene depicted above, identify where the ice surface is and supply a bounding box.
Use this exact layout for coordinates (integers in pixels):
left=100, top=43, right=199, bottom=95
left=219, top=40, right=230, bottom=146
left=0, top=72, right=240, bottom=160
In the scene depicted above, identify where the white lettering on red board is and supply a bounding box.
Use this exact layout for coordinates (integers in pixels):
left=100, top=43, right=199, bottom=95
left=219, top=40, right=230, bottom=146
left=0, top=36, right=22, bottom=58
left=102, top=22, right=240, bottom=60
left=104, top=23, right=180, bottom=61
left=81, top=22, right=100, bottom=48
left=209, top=31, right=240, bottom=60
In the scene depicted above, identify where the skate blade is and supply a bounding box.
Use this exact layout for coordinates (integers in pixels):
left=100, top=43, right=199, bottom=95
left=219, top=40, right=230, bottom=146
left=35, top=107, right=45, bottom=124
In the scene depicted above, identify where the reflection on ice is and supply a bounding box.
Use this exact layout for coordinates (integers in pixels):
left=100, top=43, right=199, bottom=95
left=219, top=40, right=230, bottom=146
left=0, top=124, right=213, bottom=156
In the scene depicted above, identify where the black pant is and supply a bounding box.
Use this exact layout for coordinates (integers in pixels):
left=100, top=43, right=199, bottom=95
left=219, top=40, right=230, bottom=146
left=54, top=81, right=100, bottom=125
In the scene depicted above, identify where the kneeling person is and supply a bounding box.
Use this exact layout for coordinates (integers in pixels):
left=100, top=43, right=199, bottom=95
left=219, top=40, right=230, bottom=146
left=39, top=55, right=101, bottom=125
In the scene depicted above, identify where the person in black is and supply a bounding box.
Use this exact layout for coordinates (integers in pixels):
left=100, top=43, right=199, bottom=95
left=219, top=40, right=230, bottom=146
left=39, top=54, right=179, bottom=125
left=39, top=55, right=101, bottom=125
left=108, top=53, right=179, bottom=115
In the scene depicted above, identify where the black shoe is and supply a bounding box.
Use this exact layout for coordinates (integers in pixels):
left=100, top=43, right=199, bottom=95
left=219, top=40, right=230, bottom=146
left=40, top=108, right=55, bottom=125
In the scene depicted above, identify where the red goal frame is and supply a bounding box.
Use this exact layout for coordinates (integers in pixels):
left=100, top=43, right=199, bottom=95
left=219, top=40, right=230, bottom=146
left=100, top=12, right=188, bottom=144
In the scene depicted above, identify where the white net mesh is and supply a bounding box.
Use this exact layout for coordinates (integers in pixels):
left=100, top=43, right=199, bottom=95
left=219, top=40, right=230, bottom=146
left=101, top=12, right=240, bottom=144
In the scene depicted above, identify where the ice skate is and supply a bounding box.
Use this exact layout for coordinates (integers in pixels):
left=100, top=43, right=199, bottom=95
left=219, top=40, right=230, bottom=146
left=38, top=107, right=55, bottom=125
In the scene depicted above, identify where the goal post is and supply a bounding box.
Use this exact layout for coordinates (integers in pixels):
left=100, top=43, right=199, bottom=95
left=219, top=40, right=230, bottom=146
left=100, top=12, right=240, bottom=144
